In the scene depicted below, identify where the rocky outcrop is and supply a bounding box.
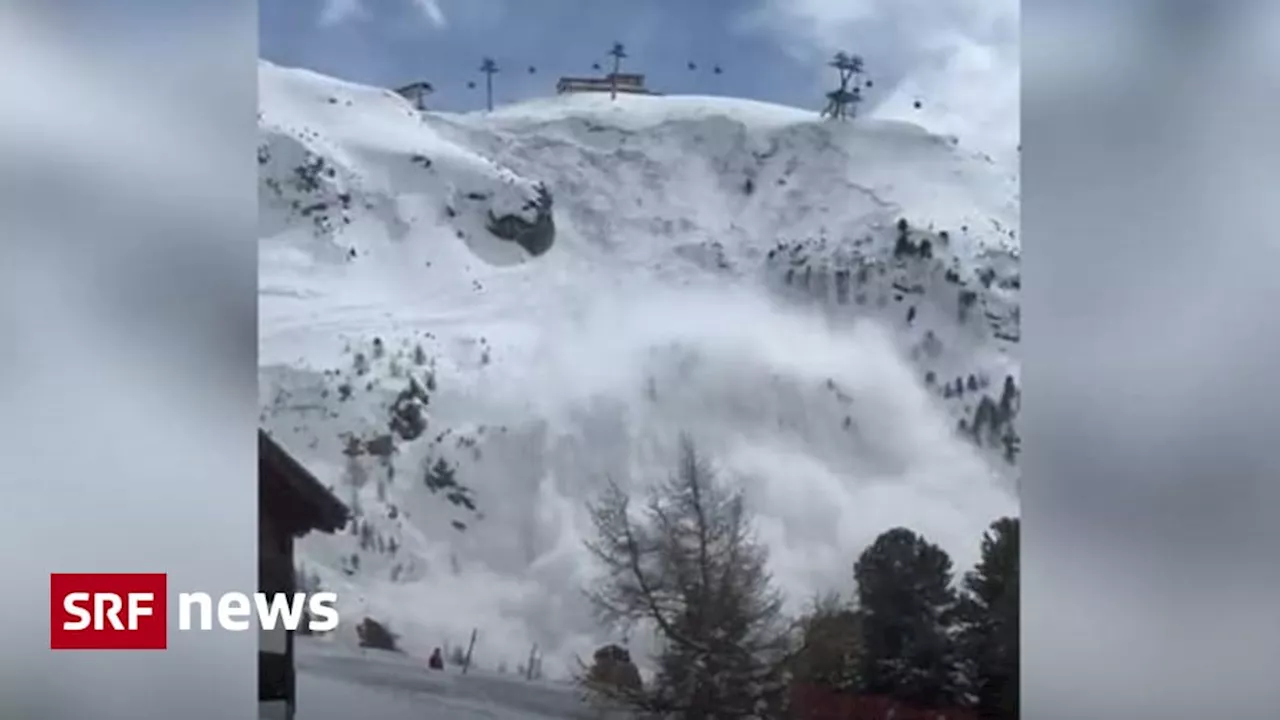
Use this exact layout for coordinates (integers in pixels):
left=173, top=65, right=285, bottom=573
left=485, top=182, right=555, bottom=256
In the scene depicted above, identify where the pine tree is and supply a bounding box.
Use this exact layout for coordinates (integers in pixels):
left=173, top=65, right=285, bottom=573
left=998, top=375, right=1019, bottom=420
left=356, top=617, right=398, bottom=650
left=957, top=517, right=1019, bottom=719
left=853, top=527, right=962, bottom=708
left=792, top=593, right=862, bottom=692
left=585, top=644, right=643, bottom=695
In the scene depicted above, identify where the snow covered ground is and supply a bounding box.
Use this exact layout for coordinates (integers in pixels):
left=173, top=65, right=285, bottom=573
left=296, top=637, right=599, bottom=719
left=258, top=59, right=1019, bottom=714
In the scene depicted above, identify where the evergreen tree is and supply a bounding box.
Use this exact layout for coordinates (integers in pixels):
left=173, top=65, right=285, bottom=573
left=853, top=527, right=962, bottom=708
left=356, top=617, right=399, bottom=651
left=792, top=593, right=862, bottom=692
left=998, top=375, right=1019, bottom=420
left=584, top=644, right=643, bottom=695
left=957, top=517, right=1020, bottom=719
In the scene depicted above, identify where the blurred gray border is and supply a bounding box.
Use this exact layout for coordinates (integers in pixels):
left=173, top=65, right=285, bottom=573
left=7, top=1, right=1280, bottom=718
left=1024, top=1, right=1280, bottom=717
left=0, top=2, right=259, bottom=719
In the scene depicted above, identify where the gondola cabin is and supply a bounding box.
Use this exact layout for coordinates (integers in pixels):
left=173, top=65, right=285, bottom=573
left=259, top=430, right=349, bottom=720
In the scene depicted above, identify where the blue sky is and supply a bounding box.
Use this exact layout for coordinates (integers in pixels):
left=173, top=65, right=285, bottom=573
left=260, top=0, right=1019, bottom=153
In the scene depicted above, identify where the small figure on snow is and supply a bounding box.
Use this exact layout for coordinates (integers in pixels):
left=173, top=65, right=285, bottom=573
left=428, top=647, right=444, bottom=670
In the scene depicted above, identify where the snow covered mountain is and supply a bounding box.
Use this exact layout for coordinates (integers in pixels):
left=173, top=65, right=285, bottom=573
left=257, top=60, right=1020, bottom=681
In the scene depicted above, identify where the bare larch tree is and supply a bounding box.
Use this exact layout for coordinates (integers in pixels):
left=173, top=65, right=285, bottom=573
left=582, top=435, right=801, bottom=719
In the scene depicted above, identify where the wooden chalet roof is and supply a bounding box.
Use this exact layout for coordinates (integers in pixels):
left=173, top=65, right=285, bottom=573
left=258, top=430, right=349, bottom=535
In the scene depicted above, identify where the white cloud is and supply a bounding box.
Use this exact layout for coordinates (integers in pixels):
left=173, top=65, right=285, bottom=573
left=745, top=0, right=1019, bottom=155
left=317, top=0, right=448, bottom=29
left=409, top=0, right=448, bottom=28
left=318, top=0, right=365, bottom=27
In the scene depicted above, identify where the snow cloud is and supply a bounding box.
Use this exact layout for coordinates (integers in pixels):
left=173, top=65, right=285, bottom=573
left=743, top=0, right=1020, bottom=154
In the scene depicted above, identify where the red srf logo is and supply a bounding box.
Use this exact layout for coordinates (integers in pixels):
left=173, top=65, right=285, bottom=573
left=50, top=573, right=168, bottom=650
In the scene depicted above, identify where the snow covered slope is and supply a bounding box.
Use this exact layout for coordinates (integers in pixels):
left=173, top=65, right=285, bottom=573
left=296, top=637, right=599, bottom=719
left=258, top=60, right=1020, bottom=683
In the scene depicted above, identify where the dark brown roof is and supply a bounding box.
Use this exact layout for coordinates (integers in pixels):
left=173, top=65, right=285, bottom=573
left=557, top=73, right=646, bottom=86
left=259, top=430, right=349, bottom=535
left=555, top=75, right=659, bottom=95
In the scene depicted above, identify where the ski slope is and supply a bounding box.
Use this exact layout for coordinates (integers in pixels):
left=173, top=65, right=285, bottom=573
left=296, top=637, right=602, bottom=719
left=257, top=59, right=1020, bottom=711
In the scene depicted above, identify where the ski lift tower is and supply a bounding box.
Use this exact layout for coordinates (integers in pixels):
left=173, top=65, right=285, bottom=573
left=479, top=57, right=499, bottom=111
left=821, top=52, right=863, bottom=119
left=607, top=42, right=628, bottom=101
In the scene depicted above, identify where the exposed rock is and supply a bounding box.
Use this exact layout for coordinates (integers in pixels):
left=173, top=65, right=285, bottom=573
left=485, top=183, right=555, bottom=256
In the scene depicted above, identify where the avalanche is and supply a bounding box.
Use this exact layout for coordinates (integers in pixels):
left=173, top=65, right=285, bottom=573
left=256, top=57, right=1019, bottom=700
